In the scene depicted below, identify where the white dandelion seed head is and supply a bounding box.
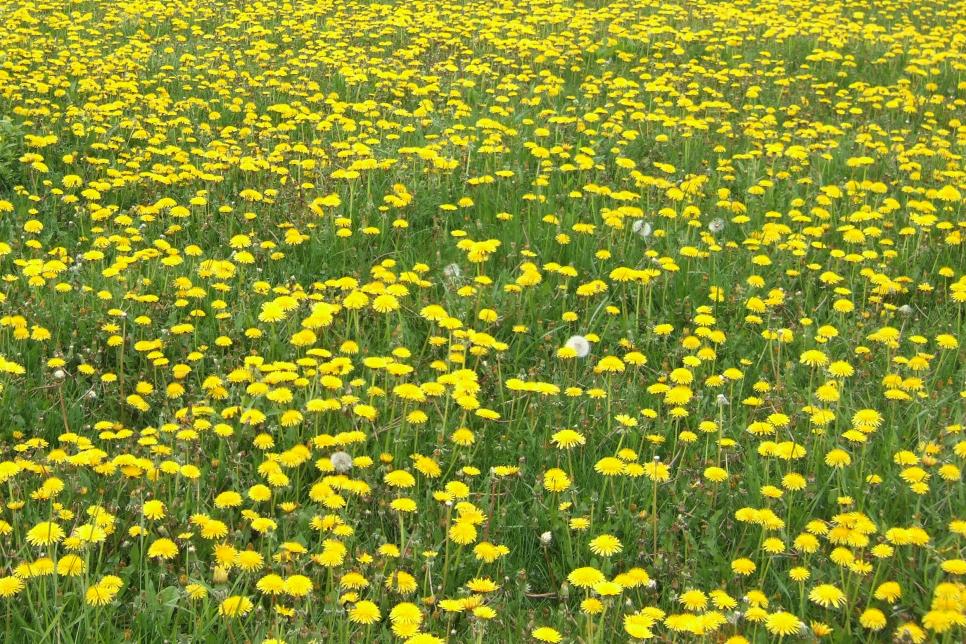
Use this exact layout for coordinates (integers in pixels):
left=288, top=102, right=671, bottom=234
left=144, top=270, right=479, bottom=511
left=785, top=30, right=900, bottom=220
left=716, top=393, right=730, bottom=406
left=330, top=451, right=353, bottom=473
left=53, top=369, right=66, bottom=380
left=539, top=531, right=553, bottom=546
left=708, top=218, right=725, bottom=234
left=631, top=219, right=653, bottom=239
left=898, top=304, right=913, bottom=316
left=564, top=334, right=591, bottom=358
left=443, top=263, right=461, bottom=279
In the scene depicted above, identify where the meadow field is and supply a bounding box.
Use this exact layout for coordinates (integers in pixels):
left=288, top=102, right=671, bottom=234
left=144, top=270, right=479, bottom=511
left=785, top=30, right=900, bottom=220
left=0, top=0, right=964, bottom=641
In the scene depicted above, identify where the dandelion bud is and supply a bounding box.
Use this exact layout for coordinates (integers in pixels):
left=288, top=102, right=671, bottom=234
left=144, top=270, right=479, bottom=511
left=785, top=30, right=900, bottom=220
left=559, top=582, right=570, bottom=600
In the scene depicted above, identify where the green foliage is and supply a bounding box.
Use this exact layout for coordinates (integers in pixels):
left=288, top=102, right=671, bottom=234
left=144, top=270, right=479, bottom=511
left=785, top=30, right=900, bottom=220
left=0, top=115, right=22, bottom=191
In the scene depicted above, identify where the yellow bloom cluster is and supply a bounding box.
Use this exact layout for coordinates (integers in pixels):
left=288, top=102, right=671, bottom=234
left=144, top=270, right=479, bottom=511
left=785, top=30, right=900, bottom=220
left=0, top=0, right=963, bottom=642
